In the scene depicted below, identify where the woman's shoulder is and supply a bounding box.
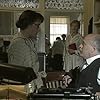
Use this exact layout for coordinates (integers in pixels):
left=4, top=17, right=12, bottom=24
left=12, top=33, right=27, bottom=42
left=10, top=35, right=27, bottom=47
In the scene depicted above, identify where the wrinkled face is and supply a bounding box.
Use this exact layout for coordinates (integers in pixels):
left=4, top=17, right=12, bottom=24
left=79, top=36, right=94, bottom=59
left=70, top=22, right=79, bottom=33
left=29, top=21, right=41, bottom=39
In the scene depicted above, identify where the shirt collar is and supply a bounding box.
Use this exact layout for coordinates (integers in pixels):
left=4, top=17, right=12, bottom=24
left=86, top=55, right=100, bottom=65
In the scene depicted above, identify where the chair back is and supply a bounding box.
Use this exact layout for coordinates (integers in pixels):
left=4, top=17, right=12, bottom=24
left=44, top=71, right=65, bottom=88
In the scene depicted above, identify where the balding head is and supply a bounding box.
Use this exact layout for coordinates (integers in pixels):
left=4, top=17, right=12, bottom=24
left=85, top=33, right=100, bottom=53
left=80, top=33, right=100, bottom=59
left=84, top=33, right=100, bottom=41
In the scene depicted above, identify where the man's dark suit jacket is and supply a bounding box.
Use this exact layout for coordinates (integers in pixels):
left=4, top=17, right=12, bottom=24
left=68, top=58, right=100, bottom=93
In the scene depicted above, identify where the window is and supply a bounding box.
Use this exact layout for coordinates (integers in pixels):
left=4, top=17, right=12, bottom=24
left=50, top=16, right=69, bottom=45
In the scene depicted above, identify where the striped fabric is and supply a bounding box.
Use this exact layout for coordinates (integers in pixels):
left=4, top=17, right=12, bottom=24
left=46, top=80, right=64, bottom=88
left=45, top=71, right=65, bottom=89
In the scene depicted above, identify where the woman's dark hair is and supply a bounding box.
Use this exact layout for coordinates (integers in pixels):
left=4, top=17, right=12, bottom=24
left=70, top=20, right=80, bottom=29
left=16, top=10, right=44, bottom=30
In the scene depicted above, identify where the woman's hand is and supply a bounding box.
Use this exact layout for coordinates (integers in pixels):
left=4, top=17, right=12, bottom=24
left=68, top=43, right=77, bottom=55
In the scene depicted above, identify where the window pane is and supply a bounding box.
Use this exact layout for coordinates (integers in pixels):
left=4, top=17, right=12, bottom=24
left=50, top=24, right=67, bottom=45
left=50, top=17, right=68, bottom=24
left=50, top=16, right=69, bottom=45
left=50, top=34, right=61, bottom=45
left=50, top=24, right=67, bottom=35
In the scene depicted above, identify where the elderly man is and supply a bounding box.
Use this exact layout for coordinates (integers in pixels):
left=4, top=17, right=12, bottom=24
left=63, top=33, right=100, bottom=93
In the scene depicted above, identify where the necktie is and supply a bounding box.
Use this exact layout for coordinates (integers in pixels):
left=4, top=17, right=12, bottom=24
left=79, top=60, right=88, bottom=71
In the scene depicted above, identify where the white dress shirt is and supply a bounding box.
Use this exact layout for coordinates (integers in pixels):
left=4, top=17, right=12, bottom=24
left=82, top=55, right=100, bottom=85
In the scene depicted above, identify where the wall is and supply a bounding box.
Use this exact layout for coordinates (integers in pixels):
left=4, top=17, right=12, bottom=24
left=0, top=0, right=94, bottom=48
left=84, top=0, right=93, bottom=35
left=45, top=11, right=82, bottom=38
left=0, top=12, right=12, bottom=35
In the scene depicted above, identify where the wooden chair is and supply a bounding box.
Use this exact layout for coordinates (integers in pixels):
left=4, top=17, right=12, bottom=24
left=44, top=71, right=65, bottom=88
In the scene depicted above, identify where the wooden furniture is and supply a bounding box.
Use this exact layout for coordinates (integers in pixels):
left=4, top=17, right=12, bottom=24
left=0, top=85, right=27, bottom=99
left=44, top=71, right=65, bottom=88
